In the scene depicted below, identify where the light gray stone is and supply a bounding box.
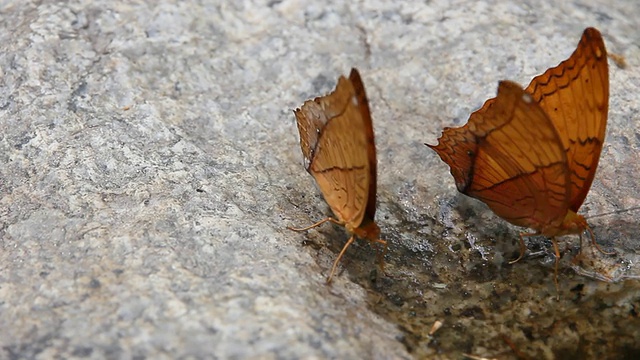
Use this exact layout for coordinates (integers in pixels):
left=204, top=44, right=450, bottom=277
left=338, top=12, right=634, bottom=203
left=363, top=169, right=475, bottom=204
left=1, top=0, right=639, bottom=359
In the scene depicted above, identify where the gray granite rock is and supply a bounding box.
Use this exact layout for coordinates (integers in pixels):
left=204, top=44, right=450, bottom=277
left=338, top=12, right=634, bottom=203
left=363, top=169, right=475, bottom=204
left=1, top=0, right=639, bottom=359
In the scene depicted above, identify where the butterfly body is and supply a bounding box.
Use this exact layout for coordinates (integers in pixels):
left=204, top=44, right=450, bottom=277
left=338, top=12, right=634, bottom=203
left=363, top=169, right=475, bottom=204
left=542, top=210, right=587, bottom=238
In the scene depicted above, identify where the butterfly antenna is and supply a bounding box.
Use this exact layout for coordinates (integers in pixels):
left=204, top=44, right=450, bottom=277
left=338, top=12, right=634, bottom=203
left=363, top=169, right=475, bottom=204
left=288, top=217, right=342, bottom=232
left=585, top=206, right=640, bottom=220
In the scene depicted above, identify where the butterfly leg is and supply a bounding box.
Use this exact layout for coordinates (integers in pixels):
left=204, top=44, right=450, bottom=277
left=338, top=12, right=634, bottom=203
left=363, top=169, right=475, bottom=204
left=509, top=232, right=537, bottom=264
left=327, top=235, right=356, bottom=284
left=551, top=237, right=560, bottom=298
left=288, top=217, right=343, bottom=232
left=584, top=225, right=616, bottom=255
left=372, top=238, right=388, bottom=273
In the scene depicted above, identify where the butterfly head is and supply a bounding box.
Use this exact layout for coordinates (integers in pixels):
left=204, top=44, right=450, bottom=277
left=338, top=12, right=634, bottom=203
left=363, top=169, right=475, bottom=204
left=350, top=218, right=381, bottom=242
left=545, top=210, right=589, bottom=237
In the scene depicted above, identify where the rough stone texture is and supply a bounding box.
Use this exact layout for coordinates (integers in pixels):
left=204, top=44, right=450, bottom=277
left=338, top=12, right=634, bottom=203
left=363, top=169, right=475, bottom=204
left=1, top=1, right=639, bottom=359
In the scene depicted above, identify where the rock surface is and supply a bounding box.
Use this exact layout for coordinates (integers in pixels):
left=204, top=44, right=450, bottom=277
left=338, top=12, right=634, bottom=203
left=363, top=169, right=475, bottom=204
left=1, top=1, right=639, bottom=359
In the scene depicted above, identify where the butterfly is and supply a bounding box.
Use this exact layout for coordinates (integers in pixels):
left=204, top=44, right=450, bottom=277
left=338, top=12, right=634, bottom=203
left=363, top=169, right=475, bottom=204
left=290, top=68, right=386, bottom=283
left=427, top=27, right=610, bottom=289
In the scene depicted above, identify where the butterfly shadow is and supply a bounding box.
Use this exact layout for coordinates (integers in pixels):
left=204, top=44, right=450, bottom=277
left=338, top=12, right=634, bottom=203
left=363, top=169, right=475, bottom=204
left=569, top=216, right=640, bottom=282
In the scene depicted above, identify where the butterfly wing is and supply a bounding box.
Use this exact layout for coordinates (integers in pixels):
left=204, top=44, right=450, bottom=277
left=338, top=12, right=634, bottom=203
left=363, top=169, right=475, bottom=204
left=525, top=27, right=609, bottom=212
left=294, top=69, right=374, bottom=228
left=429, top=81, right=570, bottom=231
left=348, top=68, right=378, bottom=220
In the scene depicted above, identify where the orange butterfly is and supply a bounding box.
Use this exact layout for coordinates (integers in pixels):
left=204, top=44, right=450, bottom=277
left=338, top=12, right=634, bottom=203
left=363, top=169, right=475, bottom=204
left=428, top=28, right=610, bottom=288
left=290, top=68, right=386, bottom=283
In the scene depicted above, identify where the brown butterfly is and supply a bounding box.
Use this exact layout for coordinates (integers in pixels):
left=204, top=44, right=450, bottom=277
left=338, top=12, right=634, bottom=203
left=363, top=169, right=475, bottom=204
left=290, top=68, right=386, bottom=283
left=427, top=28, right=610, bottom=289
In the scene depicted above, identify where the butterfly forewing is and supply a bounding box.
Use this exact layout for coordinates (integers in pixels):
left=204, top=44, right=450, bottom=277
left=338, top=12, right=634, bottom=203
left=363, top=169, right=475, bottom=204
left=348, top=69, right=378, bottom=220
left=525, top=27, right=609, bottom=212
